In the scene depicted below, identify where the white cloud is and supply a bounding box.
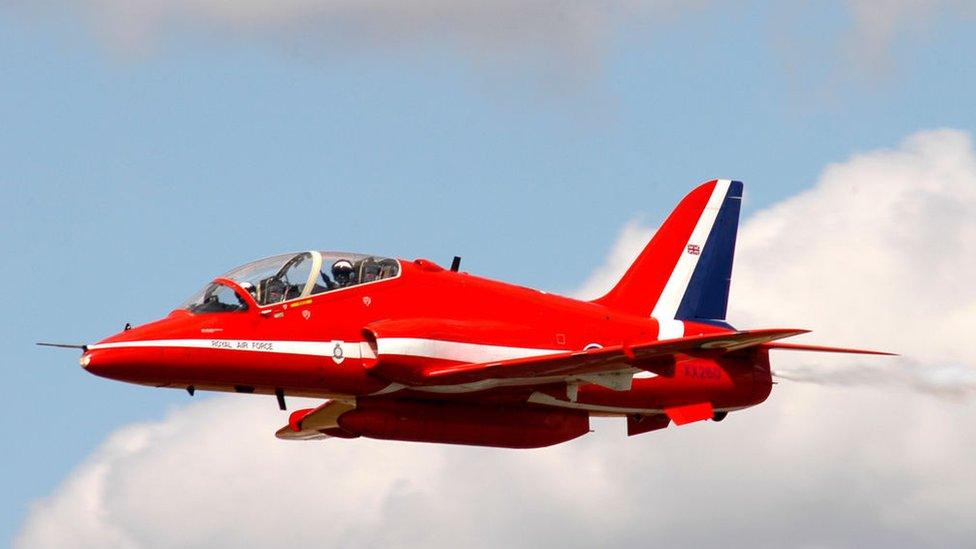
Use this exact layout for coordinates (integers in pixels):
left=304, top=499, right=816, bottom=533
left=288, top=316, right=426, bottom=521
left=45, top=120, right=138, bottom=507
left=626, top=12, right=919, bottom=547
left=15, top=0, right=708, bottom=80
left=15, top=129, right=976, bottom=547
left=8, top=1, right=974, bottom=82
left=16, top=389, right=976, bottom=548
left=578, top=129, right=976, bottom=396
left=845, top=0, right=975, bottom=69
left=731, top=128, right=976, bottom=395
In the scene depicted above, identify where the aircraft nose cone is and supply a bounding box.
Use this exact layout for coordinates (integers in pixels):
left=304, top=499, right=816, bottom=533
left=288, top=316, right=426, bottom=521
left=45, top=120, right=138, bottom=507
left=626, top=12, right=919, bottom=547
left=80, top=348, right=122, bottom=379
left=81, top=346, right=159, bottom=383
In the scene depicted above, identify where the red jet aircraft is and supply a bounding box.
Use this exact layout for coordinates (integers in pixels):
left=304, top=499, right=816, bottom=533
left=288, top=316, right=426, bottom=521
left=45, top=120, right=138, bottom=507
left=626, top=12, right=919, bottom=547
left=42, top=180, right=891, bottom=448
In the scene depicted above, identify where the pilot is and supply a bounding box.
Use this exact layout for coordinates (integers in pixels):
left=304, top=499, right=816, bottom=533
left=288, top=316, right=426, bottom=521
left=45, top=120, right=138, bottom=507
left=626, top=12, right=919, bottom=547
left=239, top=281, right=257, bottom=299
left=263, top=277, right=288, bottom=304
left=331, top=259, right=356, bottom=287
left=314, top=271, right=336, bottom=292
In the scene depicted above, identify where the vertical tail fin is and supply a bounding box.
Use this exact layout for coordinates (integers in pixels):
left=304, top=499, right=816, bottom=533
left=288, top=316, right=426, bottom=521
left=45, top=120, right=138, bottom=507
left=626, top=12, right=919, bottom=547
left=594, top=180, right=743, bottom=335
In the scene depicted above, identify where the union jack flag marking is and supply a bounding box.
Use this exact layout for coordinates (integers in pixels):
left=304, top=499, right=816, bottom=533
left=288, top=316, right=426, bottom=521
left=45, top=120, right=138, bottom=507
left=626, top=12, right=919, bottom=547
left=686, top=244, right=701, bottom=255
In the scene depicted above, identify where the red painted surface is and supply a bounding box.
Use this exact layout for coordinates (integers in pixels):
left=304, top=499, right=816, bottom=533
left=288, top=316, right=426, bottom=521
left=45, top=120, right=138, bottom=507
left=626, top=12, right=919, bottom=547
left=593, top=182, right=715, bottom=316
left=664, top=402, right=715, bottom=425
left=337, top=400, right=590, bottom=449
left=627, top=413, right=670, bottom=436
left=70, top=180, right=887, bottom=448
left=289, top=408, right=315, bottom=432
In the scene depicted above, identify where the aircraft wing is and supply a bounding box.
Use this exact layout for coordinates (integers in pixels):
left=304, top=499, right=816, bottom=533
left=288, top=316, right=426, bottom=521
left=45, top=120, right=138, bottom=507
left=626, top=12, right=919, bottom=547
left=385, top=328, right=809, bottom=387
left=275, top=399, right=356, bottom=440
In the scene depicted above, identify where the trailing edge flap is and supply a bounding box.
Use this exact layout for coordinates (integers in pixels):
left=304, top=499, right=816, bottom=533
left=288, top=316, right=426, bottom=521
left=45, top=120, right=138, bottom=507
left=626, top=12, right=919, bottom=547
left=275, top=399, right=355, bottom=441
left=412, top=328, right=808, bottom=387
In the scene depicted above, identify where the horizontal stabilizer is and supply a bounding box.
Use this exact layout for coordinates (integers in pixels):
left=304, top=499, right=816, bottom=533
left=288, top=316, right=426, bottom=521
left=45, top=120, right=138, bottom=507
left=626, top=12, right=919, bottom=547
left=763, top=342, right=896, bottom=356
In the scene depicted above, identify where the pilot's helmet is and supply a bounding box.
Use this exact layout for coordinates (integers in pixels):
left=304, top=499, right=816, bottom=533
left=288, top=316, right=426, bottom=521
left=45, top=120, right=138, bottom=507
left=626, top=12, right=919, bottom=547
left=332, top=259, right=355, bottom=284
left=239, top=281, right=257, bottom=296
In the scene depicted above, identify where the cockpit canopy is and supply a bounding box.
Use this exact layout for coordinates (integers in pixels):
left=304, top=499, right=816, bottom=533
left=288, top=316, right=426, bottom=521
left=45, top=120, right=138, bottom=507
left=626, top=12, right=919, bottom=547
left=183, top=251, right=400, bottom=313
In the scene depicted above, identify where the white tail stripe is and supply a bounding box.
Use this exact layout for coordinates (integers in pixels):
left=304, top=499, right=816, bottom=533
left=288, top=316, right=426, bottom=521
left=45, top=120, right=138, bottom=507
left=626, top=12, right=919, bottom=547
left=651, top=179, right=731, bottom=334
left=654, top=318, right=685, bottom=340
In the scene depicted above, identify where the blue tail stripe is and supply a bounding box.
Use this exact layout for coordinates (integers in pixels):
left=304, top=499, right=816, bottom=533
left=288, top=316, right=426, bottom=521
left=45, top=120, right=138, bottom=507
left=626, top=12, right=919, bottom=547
left=674, top=180, right=743, bottom=323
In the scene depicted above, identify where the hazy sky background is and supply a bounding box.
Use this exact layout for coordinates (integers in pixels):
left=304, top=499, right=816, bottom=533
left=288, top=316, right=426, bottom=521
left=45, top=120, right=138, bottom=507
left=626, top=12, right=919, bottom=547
left=3, top=1, right=975, bottom=546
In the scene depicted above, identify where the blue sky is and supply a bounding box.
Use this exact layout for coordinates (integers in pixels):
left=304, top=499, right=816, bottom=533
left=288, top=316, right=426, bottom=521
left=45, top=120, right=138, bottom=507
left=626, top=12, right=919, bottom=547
left=3, top=2, right=976, bottom=545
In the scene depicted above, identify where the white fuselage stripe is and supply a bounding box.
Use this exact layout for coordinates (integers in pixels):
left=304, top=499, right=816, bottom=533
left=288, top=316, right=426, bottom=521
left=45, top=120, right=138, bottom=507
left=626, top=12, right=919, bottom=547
left=87, top=338, right=654, bottom=396
left=87, top=337, right=562, bottom=363
left=651, top=179, right=731, bottom=339
left=88, top=339, right=363, bottom=358
left=375, top=337, right=561, bottom=363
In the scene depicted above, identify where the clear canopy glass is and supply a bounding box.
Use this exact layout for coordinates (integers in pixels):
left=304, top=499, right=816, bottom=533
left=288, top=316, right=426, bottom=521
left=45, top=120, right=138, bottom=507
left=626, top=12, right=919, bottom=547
left=182, top=251, right=400, bottom=312
left=183, top=282, right=250, bottom=313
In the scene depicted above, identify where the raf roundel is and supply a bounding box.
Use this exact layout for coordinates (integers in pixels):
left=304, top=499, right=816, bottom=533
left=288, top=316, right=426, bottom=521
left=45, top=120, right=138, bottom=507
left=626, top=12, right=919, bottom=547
left=332, top=342, right=345, bottom=364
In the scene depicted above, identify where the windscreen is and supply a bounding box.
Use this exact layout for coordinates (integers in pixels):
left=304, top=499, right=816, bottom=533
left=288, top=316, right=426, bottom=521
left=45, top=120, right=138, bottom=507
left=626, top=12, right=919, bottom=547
left=182, top=282, right=249, bottom=313
left=222, top=252, right=314, bottom=306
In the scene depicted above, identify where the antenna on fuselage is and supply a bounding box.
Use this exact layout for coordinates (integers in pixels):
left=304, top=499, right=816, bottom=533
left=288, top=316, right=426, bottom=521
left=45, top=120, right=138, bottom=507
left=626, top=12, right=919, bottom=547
left=450, top=256, right=461, bottom=272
